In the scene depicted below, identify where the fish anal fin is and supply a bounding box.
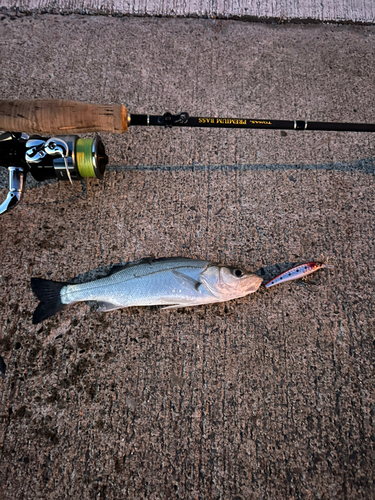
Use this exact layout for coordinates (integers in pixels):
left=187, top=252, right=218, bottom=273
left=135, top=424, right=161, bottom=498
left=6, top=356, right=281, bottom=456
left=96, top=301, right=122, bottom=312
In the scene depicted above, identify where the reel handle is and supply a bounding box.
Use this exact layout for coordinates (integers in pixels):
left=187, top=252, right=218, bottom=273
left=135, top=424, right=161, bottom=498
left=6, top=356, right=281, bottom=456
left=0, top=167, right=24, bottom=215
left=0, top=99, right=129, bottom=134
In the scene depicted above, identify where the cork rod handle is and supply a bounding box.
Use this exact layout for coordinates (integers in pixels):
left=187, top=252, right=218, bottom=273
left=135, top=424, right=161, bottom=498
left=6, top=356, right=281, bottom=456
left=0, top=99, right=128, bottom=134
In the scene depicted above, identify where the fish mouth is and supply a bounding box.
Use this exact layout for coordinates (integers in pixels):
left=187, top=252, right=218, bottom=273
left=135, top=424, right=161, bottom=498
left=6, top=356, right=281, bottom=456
left=244, top=275, right=263, bottom=294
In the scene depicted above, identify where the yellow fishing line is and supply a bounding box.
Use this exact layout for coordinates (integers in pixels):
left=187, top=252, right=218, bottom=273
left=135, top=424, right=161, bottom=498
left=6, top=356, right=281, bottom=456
left=76, top=138, right=94, bottom=178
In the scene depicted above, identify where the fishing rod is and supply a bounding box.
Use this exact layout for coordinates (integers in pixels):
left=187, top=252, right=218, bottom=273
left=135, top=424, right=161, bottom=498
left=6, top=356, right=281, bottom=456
left=0, top=98, right=374, bottom=214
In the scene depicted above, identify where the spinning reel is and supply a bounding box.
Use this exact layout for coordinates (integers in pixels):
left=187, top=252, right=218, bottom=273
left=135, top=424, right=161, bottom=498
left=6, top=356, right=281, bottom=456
left=0, top=132, right=108, bottom=214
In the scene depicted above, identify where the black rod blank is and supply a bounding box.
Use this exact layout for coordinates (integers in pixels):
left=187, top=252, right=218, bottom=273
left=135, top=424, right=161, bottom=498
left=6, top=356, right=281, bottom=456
left=130, top=113, right=375, bottom=132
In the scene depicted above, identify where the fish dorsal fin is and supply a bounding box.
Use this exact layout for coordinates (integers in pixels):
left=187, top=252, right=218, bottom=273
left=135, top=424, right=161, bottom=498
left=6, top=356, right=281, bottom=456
left=107, top=264, right=130, bottom=276
left=107, top=257, right=155, bottom=276
left=107, top=257, right=178, bottom=276
left=171, top=270, right=201, bottom=291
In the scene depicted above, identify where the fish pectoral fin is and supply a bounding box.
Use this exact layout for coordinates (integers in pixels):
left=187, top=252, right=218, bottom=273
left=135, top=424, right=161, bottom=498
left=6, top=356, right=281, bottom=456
left=96, top=301, right=122, bottom=312
left=171, top=270, right=201, bottom=291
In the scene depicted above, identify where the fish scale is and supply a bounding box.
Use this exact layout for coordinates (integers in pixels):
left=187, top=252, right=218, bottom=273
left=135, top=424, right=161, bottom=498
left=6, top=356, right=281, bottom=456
left=62, top=262, right=210, bottom=308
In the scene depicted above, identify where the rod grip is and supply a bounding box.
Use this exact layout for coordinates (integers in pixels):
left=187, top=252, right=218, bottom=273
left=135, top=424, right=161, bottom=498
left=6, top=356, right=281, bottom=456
left=0, top=99, right=128, bottom=134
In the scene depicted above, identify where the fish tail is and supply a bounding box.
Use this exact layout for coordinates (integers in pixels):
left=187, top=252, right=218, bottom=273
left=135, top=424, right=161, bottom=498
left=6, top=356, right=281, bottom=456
left=31, top=278, right=69, bottom=324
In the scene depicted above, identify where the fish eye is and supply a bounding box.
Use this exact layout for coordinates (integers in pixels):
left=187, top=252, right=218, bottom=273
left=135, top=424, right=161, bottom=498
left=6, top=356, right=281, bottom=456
left=233, top=269, right=243, bottom=278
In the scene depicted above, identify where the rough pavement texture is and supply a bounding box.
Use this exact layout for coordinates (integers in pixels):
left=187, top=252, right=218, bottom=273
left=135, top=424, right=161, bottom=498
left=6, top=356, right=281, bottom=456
left=1, top=0, right=375, bottom=24
left=0, top=14, right=374, bottom=500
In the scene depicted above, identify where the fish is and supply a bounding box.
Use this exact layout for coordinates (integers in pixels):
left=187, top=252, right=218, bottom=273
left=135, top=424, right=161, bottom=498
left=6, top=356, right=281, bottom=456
left=264, top=261, right=333, bottom=288
left=31, top=257, right=263, bottom=324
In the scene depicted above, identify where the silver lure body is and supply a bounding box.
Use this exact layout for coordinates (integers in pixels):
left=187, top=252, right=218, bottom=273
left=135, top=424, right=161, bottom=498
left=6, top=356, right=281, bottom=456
left=60, top=257, right=263, bottom=312
left=264, top=261, right=332, bottom=288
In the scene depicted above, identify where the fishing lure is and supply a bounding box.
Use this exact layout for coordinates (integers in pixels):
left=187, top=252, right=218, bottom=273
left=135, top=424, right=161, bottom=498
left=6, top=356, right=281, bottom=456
left=264, top=261, right=333, bottom=288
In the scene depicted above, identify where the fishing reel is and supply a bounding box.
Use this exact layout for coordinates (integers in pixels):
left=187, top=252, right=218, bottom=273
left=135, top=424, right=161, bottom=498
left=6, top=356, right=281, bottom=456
left=0, top=132, right=108, bottom=215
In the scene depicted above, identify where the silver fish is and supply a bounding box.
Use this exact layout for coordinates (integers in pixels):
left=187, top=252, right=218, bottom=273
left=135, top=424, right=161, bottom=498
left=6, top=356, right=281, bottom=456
left=31, top=257, right=263, bottom=324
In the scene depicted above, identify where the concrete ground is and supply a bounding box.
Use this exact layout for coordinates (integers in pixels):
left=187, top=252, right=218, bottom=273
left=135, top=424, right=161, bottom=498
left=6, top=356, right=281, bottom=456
left=2, top=0, right=375, bottom=23
left=0, top=12, right=374, bottom=500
